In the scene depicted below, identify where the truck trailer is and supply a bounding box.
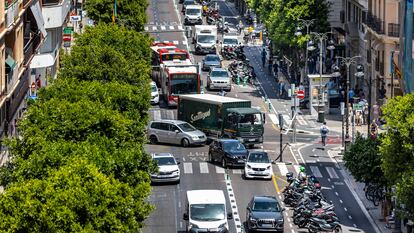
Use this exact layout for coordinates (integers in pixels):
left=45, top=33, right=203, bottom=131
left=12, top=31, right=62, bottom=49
left=177, top=94, right=264, bottom=147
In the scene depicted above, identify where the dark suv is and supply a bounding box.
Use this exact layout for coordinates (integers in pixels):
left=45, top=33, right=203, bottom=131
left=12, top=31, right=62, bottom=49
left=208, top=139, right=248, bottom=168
left=246, top=196, right=285, bottom=232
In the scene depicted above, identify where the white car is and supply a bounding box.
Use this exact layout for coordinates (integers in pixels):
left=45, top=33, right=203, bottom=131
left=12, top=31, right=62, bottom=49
left=150, top=81, right=159, bottom=104
left=244, top=151, right=273, bottom=180
left=150, top=153, right=180, bottom=183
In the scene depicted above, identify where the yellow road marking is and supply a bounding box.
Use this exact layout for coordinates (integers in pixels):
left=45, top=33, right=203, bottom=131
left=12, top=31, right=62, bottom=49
left=271, top=174, right=280, bottom=194
left=272, top=123, right=278, bottom=131
left=274, top=175, right=289, bottom=184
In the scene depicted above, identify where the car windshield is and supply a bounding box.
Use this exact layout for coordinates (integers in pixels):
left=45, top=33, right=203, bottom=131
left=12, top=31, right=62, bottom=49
left=178, top=123, right=197, bottom=132
left=223, top=38, right=238, bottom=45
left=184, top=0, right=195, bottom=5
left=248, top=153, right=270, bottom=163
left=253, top=200, right=280, bottom=212
left=190, top=204, right=225, bottom=221
left=206, top=56, right=220, bottom=62
left=223, top=141, right=246, bottom=152
left=186, top=8, right=201, bottom=15
left=224, top=18, right=238, bottom=25
left=155, top=157, right=176, bottom=166
left=171, top=74, right=198, bottom=95
left=198, top=35, right=216, bottom=43
left=151, top=85, right=158, bottom=92
left=239, top=113, right=263, bottom=125
left=211, top=70, right=228, bottom=77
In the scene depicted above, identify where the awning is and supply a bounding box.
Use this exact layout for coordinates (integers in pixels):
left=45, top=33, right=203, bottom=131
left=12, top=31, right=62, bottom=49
left=5, top=55, right=16, bottom=69
left=30, top=53, right=55, bottom=68
left=30, top=1, right=47, bottom=38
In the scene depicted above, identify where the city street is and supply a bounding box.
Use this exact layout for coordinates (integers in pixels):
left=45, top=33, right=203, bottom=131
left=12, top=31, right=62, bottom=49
left=143, top=0, right=379, bottom=232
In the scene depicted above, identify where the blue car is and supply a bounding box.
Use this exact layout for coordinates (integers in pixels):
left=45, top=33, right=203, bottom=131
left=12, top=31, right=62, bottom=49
left=202, top=54, right=221, bottom=71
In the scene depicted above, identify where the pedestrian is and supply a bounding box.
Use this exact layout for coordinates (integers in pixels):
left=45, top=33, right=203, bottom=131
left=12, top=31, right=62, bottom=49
left=355, top=110, right=362, bottom=126
left=273, top=61, right=279, bottom=75
left=372, top=102, right=380, bottom=123
left=279, top=81, right=285, bottom=98
left=348, top=89, right=355, bottom=103
left=370, top=120, right=378, bottom=140
left=261, top=47, right=266, bottom=67
left=298, top=82, right=304, bottom=91
left=320, top=122, right=329, bottom=147
left=35, top=74, right=41, bottom=89
left=363, top=102, right=369, bottom=125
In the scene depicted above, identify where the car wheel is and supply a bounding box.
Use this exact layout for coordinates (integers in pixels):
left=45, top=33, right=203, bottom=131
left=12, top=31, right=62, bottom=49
left=149, top=135, right=158, bottom=144
left=182, top=138, right=190, bottom=147
left=221, top=158, right=227, bottom=168
left=176, top=179, right=181, bottom=184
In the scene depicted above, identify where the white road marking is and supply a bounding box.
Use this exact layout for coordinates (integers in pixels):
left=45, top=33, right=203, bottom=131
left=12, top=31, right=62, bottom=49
left=335, top=192, right=339, bottom=196
left=348, top=215, right=353, bottom=219
left=183, top=162, right=193, bottom=174
left=344, top=207, right=348, bottom=212
left=326, top=167, right=339, bottom=179
left=339, top=199, right=343, bottom=204
left=293, top=165, right=301, bottom=174
left=199, top=162, right=209, bottom=173
left=268, top=113, right=279, bottom=125
left=309, top=166, right=323, bottom=178
left=297, top=115, right=307, bottom=125
left=215, top=166, right=225, bottom=173
left=160, top=25, right=166, bottom=30
left=144, top=26, right=149, bottom=31
left=178, top=25, right=184, bottom=30
left=276, top=162, right=289, bottom=176
left=173, top=40, right=179, bottom=45
left=232, top=169, right=242, bottom=174
left=353, top=224, right=357, bottom=228
left=224, top=177, right=242, bottom=233
left=306, top=160, right=317, bottom=163
left=152, top=110, right=161, bottom=121
left=163, top=40, right=170, bottom=43
left=169, top=25, right=175, bottom=30
left=151, top=26, right=157, bottom=31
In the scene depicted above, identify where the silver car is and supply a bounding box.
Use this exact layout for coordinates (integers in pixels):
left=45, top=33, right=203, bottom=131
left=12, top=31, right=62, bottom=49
left=147, top=120, right=207, bottom=147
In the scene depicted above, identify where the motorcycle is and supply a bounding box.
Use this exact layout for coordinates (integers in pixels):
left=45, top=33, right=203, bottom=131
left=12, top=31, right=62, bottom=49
left=307, top=217, right=342, bottom=233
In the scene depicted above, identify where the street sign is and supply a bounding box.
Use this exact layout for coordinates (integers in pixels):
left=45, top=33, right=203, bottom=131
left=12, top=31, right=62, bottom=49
left=70, top=15, right=81, bottom=22
left=297, top=90, right=305, bottom=99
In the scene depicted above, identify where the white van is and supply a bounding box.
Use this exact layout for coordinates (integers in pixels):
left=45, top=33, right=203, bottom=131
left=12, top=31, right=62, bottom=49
left=183, top=190, right=232, bottom=233
left=184, top=5, right=203, bottom=25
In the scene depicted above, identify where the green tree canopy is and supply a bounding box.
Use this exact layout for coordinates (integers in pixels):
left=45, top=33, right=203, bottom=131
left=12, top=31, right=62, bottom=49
left=343, top=133, right=387, bottom=185
left=59, top=24, right=152, bottom=86
left=0, top=159, right=154, bottom=232
left=84, top=0, right=148, bottom=31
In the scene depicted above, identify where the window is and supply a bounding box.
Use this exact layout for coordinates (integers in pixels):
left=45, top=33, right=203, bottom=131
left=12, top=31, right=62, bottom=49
left=159, top=123, right=170, bottom=131
left=170, top=125, right=180, bottom=132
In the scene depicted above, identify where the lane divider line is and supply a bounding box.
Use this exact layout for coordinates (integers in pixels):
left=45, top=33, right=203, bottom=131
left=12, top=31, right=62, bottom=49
left=224, top=175, right=243, bottom=233
left=271, top=174, right=280, bottom=194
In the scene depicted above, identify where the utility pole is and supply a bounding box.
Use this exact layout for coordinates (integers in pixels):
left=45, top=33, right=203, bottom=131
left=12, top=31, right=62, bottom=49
left=279, top=113, right=283, bottom=162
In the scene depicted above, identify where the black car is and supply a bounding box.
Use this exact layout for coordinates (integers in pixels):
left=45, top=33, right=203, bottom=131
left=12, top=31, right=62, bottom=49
left=246, top=196, right=285, bottom=232
left=208, top=139, right=248, bottom=168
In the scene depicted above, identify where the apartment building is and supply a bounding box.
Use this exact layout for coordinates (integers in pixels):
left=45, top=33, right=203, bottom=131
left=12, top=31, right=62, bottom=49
left=30, top=0, right=70, bottom=81
left=363, top=0, right=402, bottom=102
left=0, top=0, right=46, bottom=137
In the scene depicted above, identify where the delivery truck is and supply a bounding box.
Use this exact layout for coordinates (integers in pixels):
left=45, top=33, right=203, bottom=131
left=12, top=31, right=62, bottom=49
left=177, top=94, right=265, bottom=147
left=193, top=25, right=218, bottom=54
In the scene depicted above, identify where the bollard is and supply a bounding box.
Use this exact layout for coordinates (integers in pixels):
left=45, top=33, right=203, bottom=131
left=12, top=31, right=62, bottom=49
left=225, top=167, right=230, bottom=180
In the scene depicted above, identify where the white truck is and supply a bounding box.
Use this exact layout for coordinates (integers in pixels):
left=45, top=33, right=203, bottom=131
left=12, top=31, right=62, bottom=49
left=193, top=25, right=218, bottom=55
left=184, top=5, right=202, bottom=25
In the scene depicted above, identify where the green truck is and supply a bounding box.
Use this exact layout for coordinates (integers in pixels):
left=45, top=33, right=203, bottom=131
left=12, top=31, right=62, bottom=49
left=177, top=94, right=265, bottom=147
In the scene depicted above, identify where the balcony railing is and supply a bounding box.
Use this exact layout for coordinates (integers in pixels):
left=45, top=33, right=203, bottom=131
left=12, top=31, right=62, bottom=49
left=388, top=23, right=400, bottom=37
left=42, top=0, right=60, bottom=6
left=5, top=0, right=19, bottom=28
left=366, top=12, right=384, bottom=34
left=6, top=63, right=19, bottom=95
left=23, top=32, right=41, bottom=66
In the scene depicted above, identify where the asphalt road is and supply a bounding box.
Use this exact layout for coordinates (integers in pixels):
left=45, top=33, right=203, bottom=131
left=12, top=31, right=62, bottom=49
left=143, top=0, right=377, bottom=232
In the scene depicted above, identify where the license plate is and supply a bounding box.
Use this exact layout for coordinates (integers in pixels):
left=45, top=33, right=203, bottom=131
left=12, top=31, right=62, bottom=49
left=262, top=224, right=272, bottom=227
left=238, top=159, right=244, bottom=163
left=255, top=171, right=263, bottom=174
left=248, top=139, right=255, bottom=142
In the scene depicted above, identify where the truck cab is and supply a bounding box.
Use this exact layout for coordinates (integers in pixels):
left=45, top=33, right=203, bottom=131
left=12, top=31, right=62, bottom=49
left=223, top=108, right=264, bottom=147
left=184, top=5, right=203, bottom=25
left=193, top=25, right=218, bottom=55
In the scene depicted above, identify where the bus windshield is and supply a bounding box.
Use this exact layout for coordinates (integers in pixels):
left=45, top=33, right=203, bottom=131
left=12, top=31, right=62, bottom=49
left=170, top=74, right=198, bottom=95
left=161, top=53, right=188, bottom=62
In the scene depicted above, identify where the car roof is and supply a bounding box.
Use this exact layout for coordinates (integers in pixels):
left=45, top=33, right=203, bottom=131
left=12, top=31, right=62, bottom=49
left=150, top=120, right=188, bottom=125
left=152, top=153, right=174, bottom=158
left=215, top=139, right=240, bottom=143
left=205, top=54, right=219, bottom=58
left=253, top=196, right=278, bottom=203
left=187, top=190, right=226, bottom=204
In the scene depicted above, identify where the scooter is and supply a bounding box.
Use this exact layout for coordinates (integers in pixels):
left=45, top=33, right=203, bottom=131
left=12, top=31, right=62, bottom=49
left=307, top=217, right=342, bottom=233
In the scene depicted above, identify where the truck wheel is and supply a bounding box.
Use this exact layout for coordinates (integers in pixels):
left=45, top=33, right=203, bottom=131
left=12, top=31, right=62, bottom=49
left=182, top=138, right=190, bottom=147
left=222, top=158, right=227, bottom=168
left=149, top=135, right=158, bottom=144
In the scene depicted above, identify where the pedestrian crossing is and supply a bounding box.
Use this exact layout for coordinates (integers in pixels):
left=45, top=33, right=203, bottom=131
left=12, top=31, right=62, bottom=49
left=180, top=161, right=341, bottom=180
left=267, top=113, right=309, bottom=127
left=144, top=24, right=184, bottom=33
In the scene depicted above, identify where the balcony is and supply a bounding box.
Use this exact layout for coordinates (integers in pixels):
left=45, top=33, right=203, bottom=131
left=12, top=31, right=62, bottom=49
left=366, top=12, right=384, bottom=35
left=388, top=23, right=400, bottom=37
left=5, top=61, right=19, bottom=95
left=42, top=0, right=71, bottom=29
left=5, top=0, right=20, bottom=28
left=23, top=31, right=42, bottom=66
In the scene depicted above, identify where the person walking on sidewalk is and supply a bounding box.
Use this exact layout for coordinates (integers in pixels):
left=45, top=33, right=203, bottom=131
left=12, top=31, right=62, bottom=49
left=261, top=47, right=266, bottom=67
left=320, top=122, right=329, bottom=148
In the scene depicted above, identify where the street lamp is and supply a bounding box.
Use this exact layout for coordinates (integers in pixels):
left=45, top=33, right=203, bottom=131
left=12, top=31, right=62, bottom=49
left=331, top=65, right=344, bottom=146
left=309, top=32, right=335, bottom=123
left=336, top=55, right=362, bottom=150
left=295, top=19, right=314, bottom=83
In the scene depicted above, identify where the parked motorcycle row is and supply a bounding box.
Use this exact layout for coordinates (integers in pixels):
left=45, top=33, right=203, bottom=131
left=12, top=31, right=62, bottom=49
left=283, top=172, right=343, bottom=233
left=228, top=59, right=256, bottom=84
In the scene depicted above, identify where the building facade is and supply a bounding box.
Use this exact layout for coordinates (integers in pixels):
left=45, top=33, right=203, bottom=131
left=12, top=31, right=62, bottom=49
left=0, top=0, right=46, bottom=137
left=30, top=0, right=70, bottom=82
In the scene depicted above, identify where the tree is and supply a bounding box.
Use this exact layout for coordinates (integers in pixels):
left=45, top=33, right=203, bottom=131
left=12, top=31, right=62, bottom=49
left=343, top=133, right=387, bottom=185
left=0, top=159, right=154, bottom=232
left=59, top=24, right=152, bottom=86
left=84, top=0, right=148, bottom=31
